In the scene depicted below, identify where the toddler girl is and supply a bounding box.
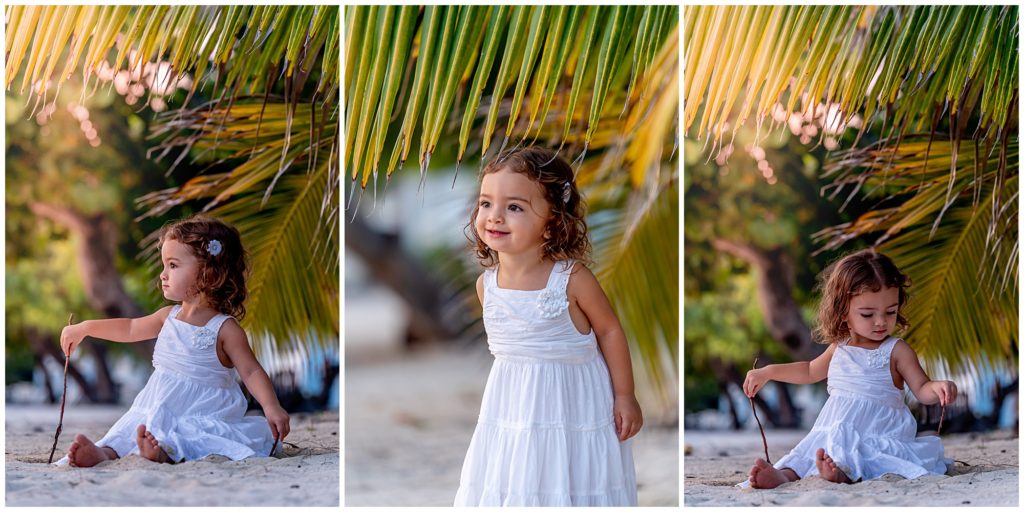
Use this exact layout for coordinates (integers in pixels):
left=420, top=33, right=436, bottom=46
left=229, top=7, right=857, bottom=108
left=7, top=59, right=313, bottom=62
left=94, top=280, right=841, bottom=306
left=57, top=215, right=289, bottom=466
left=743, top=249, right=956, bottom=487
left=454, top=147, right=641, bottom=506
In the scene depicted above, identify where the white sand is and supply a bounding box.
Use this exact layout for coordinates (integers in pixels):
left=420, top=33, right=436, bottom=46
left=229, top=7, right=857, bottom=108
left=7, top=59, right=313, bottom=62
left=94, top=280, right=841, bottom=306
left=5, top=404, right=339, bottom=506
left=684, top=428, right=1018, bottom=506
left=345, top=348, right=679, bottom=506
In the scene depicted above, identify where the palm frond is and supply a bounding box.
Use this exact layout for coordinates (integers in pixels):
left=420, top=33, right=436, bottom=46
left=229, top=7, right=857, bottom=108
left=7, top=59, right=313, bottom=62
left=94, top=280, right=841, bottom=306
left=684, top=6, right=1018, bottom=153
left=591, top=183, right=679, bottom=416
left=344, top=5, right=679, bottom=192
left=137, top=102, right=339, bottom=355
left=813, top=138, right=1018, bottom=375
left=6, top=5, right=338, bottom=108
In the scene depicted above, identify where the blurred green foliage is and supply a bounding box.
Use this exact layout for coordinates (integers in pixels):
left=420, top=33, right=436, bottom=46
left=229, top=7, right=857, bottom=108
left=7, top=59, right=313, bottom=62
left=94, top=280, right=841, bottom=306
left=5, top=81, right=193, bottom=380
left=683, top=125, right=867, bottom=407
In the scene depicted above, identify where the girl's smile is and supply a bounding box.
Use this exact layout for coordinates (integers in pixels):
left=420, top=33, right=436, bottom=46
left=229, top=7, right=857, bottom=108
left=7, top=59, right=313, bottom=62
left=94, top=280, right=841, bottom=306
left=475, top=169, right=551, bottom=257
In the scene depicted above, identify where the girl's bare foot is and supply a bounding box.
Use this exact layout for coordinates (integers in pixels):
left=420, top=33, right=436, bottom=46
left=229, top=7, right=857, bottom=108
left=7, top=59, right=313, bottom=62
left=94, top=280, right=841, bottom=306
left=815, top=448, right=852, bottom=483
left=749, top=458, right=798, bottom=489
left=136, top=425, right=171, bottom=463
left=67, top=434, right=116, bottom=467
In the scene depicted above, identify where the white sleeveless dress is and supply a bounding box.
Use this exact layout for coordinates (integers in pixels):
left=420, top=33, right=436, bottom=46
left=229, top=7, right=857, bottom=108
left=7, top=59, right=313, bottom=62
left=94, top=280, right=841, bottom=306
left=56, top=305, right=275, bottom=464
left=772, top=336, right=950, bottom=481
left=454, top=260, right=637, bottom=507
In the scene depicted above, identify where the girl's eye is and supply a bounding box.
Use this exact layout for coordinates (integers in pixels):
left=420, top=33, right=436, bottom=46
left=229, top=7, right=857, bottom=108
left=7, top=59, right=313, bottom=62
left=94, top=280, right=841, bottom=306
left=886, top=311, right=897, bottom=316
left=508, top=204, right=523, bottom=212
left=860, top=314, right=872, bottom=318
left=479, top=200, right=490, bottom=208
left=169, top=263, right=177, bottom=269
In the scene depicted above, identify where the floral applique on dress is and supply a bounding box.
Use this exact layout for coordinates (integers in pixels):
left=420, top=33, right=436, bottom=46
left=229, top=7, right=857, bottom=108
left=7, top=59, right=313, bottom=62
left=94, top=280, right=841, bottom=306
left=866, top=344, right=890, bottom=369
left=191, top=327, right=217, bottom=350
left=536, top=286, right=569, bottom=318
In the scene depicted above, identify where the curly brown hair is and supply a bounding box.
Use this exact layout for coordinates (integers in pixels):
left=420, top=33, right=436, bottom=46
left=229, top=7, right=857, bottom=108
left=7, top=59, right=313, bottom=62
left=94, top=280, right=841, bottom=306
left=814, top=248, right=911, bottom=344
left=467, top=146, right=591, bottom=267
left=159, top=215, right=248, bottom=319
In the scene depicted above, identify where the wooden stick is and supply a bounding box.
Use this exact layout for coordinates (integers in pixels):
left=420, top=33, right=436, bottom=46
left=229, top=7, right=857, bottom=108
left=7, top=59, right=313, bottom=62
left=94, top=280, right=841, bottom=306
left=48, top=313, right=74, bottom=464
left=750, top=357, right=771, bottom=464
left=270, top=438, right=279, bottom=457
left=937, top=404, right=946, bottom=435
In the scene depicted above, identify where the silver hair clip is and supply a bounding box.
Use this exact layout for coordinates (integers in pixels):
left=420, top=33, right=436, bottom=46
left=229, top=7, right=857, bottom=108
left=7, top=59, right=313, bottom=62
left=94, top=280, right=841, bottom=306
left=562, top=182, right=571, bottom=204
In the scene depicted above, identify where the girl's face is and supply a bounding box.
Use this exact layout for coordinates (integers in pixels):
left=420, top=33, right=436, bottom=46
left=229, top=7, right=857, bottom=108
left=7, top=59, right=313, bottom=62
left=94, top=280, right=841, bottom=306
left=475, top=168, right=551, bottom=259
left=160, top=239, right=200, bottom=302
left=846, top=286, right=899, bottom=343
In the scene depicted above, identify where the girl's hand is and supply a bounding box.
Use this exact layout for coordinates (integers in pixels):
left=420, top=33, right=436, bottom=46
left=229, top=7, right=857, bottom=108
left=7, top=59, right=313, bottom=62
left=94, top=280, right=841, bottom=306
left=743, top=368, right=770, bottom=397
left=265, top=405, right=291, bottom=442
left=930, top=380, right=958, bottom=406
left=60, top=324, right=86, bottom=357
left=613, top=394, right=643, bottom=441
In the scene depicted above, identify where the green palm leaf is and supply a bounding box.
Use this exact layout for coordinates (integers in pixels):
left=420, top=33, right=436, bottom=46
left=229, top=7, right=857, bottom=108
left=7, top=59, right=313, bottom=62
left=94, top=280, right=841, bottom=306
left=344, top=5, right=679, bottom=190
left=814, top=138, right=1018, bottom=376
left=138, top=102, right=339, bottom=356
left=684, top=6, right=1018, bottom=154
left=591, top=183, right=679, bottom=417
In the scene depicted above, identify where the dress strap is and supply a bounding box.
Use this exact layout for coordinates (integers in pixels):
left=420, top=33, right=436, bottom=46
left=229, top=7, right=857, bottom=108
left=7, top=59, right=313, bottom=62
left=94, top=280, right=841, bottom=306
left=881, top=336, right=900, bottom=359
left=545, top=259, right=575, bottom=292
left=483, top=267, right=497, bottom=293
left=206, top=314, right=233, bottom=336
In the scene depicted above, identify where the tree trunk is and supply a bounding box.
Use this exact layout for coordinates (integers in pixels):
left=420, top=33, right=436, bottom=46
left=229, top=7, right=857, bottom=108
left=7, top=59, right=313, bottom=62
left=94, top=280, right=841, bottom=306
left=27, top=327, right=98, bottom=403
left=708, top=356, right=802, bottom=432
left=707, top=356, right=800, bottom=429
left=712, top=239, right=823, bottom=362
left=345, top=213, right=459, bottom=346
left=723, top=381, right=741, bottom=430
left=30, top=202, right=155, bottom=403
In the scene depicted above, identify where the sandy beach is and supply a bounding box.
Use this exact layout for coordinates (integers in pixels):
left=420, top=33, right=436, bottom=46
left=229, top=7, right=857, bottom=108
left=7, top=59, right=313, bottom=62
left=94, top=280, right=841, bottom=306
left=345, top=348, right=679, bottom=506
left=5, top=404, right=339, bottom=506
left=684, top=427, right=1018, bottom=506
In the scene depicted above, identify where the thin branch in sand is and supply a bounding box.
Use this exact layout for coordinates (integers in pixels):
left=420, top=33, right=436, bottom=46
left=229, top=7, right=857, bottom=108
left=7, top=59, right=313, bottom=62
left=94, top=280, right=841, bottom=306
left=937, top=404, right=946, bottom=435
left=48, top=313, right=74, bottom=464
left=750, top=357, right=771, bottom=464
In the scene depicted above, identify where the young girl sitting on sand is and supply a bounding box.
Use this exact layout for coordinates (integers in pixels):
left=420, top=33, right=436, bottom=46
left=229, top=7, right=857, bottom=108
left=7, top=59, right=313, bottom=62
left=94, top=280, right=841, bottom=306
left=454, top=147, right=641, bottom=506
left=57, top=215, right=289, bottom=466
left=743, top=249, right=956, bottom=487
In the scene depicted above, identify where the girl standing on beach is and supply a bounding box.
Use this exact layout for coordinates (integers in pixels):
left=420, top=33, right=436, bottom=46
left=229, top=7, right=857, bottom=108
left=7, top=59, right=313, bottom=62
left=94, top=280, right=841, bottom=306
left=454, top=147, right=641, bottom=506
left=57, top=216, right=289, bottom=466
left=743, top=249, right=956, bottom=487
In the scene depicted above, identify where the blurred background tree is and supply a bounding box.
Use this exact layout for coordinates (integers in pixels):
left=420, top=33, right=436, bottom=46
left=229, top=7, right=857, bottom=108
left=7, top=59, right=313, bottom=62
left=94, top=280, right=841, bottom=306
left=345, top=5, right=679, bottom=420
left=6, top=5, right=339, bottom=410
left=684, top=5, right=1017, bottom=430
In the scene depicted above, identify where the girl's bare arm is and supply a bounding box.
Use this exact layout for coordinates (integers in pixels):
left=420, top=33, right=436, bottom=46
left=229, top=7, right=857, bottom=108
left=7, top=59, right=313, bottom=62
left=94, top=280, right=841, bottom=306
left=892, top=340, right=957, bottom=405
left=744, top=343, right=837, bottom=397
left=220, top=319, right=290, bottom=441
left=569, top=264, right=642, bottom=441
left=60, top=306, right=174, bottom=355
